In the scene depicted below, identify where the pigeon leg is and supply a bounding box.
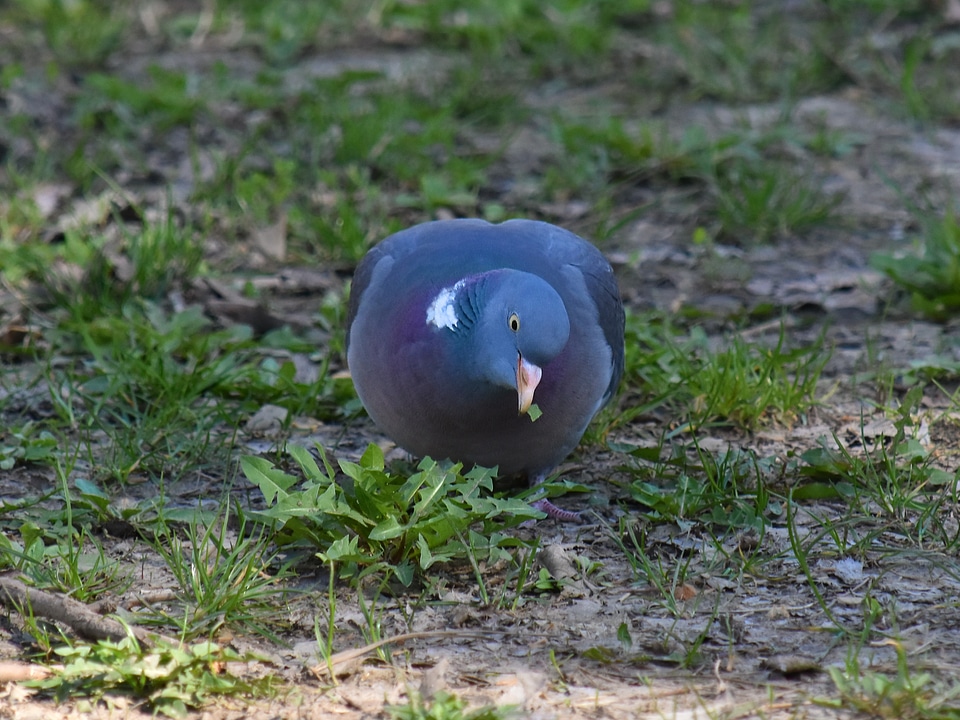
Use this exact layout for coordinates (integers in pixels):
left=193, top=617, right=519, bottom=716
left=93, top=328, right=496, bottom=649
left=529, top=473, right=583, bottom=522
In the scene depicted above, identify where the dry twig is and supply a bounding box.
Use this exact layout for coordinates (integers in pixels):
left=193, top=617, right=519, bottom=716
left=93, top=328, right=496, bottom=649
left=0, top=573, right=173, bottom=646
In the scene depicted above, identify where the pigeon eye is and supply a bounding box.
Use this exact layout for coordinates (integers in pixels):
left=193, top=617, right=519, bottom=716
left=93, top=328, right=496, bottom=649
left=508, top=313, right=520, bottom=332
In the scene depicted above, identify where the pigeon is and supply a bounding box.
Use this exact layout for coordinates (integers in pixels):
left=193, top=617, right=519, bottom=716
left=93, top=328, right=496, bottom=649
left=346, top=218, right=624, bottom=520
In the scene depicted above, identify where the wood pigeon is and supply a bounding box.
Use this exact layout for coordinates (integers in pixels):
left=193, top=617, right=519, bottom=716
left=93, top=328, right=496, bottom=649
left=346, top=219, right=624, bottom=520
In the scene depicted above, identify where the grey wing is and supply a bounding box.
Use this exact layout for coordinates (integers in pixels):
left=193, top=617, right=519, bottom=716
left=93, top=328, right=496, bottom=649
left=583, top=258, right=625, bottom=404
left=346, top=226, right=427, bottom=353
left=345, top=244, right=387, bottom=354
left=534, top=220, right=625, bottom=403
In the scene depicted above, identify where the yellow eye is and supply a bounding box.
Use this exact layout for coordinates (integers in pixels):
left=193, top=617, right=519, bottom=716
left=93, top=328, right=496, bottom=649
left=508, top=313, right=520, bottom=332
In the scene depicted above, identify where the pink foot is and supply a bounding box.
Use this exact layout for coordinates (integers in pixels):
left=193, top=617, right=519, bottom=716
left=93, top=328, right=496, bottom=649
left=530, top=498, right=583, bottom=523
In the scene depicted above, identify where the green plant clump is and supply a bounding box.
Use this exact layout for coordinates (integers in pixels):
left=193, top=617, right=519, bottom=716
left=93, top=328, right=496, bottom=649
left=622, top=314, right=828, bottom=432
left=822, top=639, right=960, bottom=719
left=795, top=387, right=958, bottom=544
left=871, top=209, right=960, bottom=320
left=388, top=689, right=517, bottom=720
left=0, top=422, right=58, bottom=469
left=242, top=443, right=542, bottom=586
left=28, top=635, right=275, bottom=719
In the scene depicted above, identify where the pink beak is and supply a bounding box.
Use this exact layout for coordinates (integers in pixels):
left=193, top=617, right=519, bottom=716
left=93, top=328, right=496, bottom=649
left=516, top=355, right=542, bottom=415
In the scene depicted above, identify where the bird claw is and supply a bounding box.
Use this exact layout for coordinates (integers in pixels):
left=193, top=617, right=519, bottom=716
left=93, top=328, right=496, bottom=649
left=530, top=498, right=583, bottom=523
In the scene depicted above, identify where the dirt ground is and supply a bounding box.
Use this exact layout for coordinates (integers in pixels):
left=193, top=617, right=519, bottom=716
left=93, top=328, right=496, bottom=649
left=3, top=7, right=960, bottom=720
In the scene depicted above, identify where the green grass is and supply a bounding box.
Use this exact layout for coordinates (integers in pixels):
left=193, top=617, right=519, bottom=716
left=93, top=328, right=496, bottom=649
left=30, top=290, right=350, bottom=484
left=871, top=207, right=960, bottom=320
left=145, top=505, right=293, bottom=641
left=613, top=437, right=778, bottom=632
left=542, top=114, right=842, bottom=242
left=661, top=2, right=845, bottom=103
left=709, top=157, right=841, bottom=244
left=388, top=690, right=518, bottom=720
left=795, top=387, right=959, bottom=552
left=619, top=439, right=773, bottom=529
left=2, top=475, right=286, bottom=715
left=11, top=0, right=127, bottom=68
left=823, top=640, right=960, bottom=719
left=619, top=313, right=828, bottom=432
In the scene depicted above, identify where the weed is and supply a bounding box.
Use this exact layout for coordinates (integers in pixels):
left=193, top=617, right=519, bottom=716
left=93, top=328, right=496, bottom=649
left=871, top=208, right=960, bottom=320
left=387, top=689, right=516, bottom=720
left=15, top=0, right=127, bottom=67
left=314, top=558, right=339, bottom=678
left=191, top=70, right=499, bottom=259
left=75, top=67, right=207, bottom=134
left=544, top=119, right=733, bottom=202
left=617, top=518, right=697, bottom=618
left=145, top=505, right=291, bottom=641
left=835, top=16, right=960, bottom=123
left=13, top=523, right=128, bottom=603
left=380, top=0, right=616, bottom=77
left=619, top=313, right=827, bottom=432
left=234, top=1, right=335, bottom=65
left=543, top=114, right=841, bottom=241
left=500, top=537, right=540, bottom=610
left=575, top=620, right=653, bottom=667
left=4, top=462, right=130, bottom=602
left=662, top=3, right=844, bottom=103
left=0, top=421, right=58, bottom=469
left=784, top=490, right=856, bottom=635
left=297, top=167, right=399, bottom=262
left=28, top=633, right=278, bottom=718
left=822, top=639, right=960, bottom=719
left=1, top=221, right=99, bottom=288
left=685, top=327, right=827, bottom=430
left=796, top=387, right=958, bottom=548
left=802, top=114, right=865, bottom=159
left=49, top=306, right=243, bottom=484
left=243, top=443, right=541, bottom=586
left=615, top=443, right=779, bottom=620
left=619, top=438, right=773, bottom=529
left=710, top=158, right=841, bottom=244
left=33, top=212, right=206, bottom=323
left=233, top=158, right=298, bottom=223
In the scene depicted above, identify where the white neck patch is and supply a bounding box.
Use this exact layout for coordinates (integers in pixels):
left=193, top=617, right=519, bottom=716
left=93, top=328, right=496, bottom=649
left=426, top=280, right=465, bottom=330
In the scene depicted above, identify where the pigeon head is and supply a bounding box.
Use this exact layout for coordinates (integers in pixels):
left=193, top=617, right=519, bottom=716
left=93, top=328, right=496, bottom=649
left=427, top=269, right=570, bottom=415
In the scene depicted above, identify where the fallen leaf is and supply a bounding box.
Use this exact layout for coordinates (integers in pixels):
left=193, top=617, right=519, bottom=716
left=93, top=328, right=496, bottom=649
left=245, top=404, right=289, bottom=437
left=253, top=214, right=288, bottom=262
left=761, top=655, right=822, bottom=676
